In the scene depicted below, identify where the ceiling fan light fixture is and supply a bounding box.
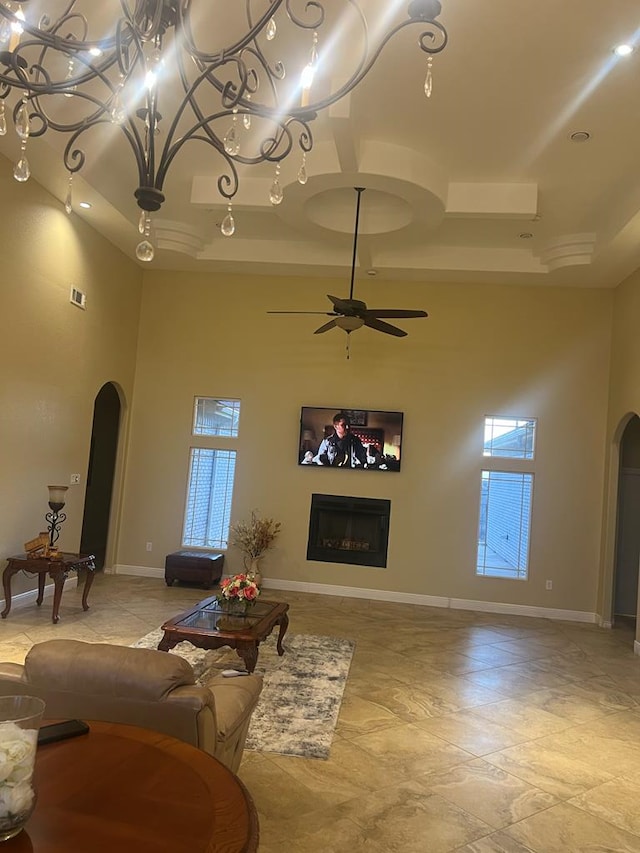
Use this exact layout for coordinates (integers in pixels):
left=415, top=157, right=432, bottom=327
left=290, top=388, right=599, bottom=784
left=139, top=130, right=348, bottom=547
left=335, top=316, right=365, bottom=332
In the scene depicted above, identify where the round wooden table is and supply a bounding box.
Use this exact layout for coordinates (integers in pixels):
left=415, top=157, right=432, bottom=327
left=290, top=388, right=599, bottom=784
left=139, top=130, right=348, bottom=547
left=3, top=721, right=259, bottom=852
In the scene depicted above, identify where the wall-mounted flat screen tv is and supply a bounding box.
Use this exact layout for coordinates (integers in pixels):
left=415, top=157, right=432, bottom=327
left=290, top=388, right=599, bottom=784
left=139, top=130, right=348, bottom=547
left=298, top=407, right=404, bottom=472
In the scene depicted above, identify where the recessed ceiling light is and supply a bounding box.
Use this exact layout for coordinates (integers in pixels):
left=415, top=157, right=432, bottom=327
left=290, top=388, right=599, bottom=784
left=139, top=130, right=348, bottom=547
left=614, top=43, right=634, bottom=57
left=366, top=269, right=377, bottom=277
left=569, top=131, right=591, bottom=143
left=79, top=201, right=92, bottom=209
left=519, top=232, right=533, bottom=239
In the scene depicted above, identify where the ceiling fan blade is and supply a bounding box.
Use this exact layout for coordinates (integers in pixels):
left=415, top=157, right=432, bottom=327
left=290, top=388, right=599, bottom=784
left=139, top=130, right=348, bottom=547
left=267, top=311, right=337, bottom=316
left=314, top=319, right=339, bottom=334
left=364, top=309, right=428, bottom=319
left=364, top=317, right=407, bottom=337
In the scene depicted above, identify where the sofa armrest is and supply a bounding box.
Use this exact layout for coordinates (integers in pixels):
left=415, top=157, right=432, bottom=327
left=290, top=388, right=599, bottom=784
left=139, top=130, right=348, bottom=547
left=203, top=673, right=263, bottom=743
left=201, top=673, right=263, bottom=772
left=0, top=663, right=27, bottom=684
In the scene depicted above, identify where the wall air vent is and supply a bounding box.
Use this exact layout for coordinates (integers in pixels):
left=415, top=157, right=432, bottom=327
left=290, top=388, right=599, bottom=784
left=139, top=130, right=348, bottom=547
left=69, top=286, right=86, bottom=310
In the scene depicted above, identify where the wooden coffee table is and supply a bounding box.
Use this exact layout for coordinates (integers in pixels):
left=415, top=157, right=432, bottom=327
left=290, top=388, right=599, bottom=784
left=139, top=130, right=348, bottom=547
left=158, top=596, right=289, bottom=673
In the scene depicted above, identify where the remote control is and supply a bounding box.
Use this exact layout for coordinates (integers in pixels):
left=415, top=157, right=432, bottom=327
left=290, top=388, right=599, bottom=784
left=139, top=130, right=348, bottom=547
left=221, top=669, right=249, bottom=677
left=38, top=719, right=90, bottom=745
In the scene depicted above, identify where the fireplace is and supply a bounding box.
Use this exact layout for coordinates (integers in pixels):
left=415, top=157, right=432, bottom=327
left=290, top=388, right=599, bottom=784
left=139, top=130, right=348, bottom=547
left=306, top=493, right=391, bottom=567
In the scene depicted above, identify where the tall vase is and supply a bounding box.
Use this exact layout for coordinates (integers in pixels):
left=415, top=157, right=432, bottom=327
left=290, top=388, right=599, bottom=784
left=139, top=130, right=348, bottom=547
left=245, top=557, right=262, bottom=588
left=0, top=695, right=45, bottom=842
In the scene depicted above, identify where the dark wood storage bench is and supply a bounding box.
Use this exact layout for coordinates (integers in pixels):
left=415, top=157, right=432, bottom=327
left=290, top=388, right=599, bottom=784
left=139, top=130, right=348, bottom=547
left=164, top=550, right=224, bottom=589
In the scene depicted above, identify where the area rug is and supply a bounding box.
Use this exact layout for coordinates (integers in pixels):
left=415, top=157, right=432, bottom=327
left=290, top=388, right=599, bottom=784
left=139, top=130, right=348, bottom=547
left=132, top=630, right=355, bottom=759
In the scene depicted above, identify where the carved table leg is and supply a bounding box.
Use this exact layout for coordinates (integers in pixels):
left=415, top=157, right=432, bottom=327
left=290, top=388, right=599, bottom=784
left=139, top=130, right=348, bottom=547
left=36, top=572, right=45, bottom=607
left=275, top=612, right=289, bottom=657
left=235, top=642, right=258, bottom=673
left=81, top=568, right=96, bottom=611
left=157, top=633, right=179, bottom=652
left=1, top=564, right=19, bottom=619
left=50, top=570, right=66, bottom=624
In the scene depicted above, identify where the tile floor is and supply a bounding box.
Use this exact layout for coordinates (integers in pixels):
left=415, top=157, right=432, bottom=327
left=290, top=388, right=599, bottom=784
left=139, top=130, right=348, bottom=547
left=1, top=573, right=640, bottom=852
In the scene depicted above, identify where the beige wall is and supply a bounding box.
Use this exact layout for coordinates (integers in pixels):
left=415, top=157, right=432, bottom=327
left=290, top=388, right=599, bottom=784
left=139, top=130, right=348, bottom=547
left=598, top=268, right=640, bottom=622
left=607, top=268, right=640, bottom=423
left=118, top=270, right=613, bottom=616
left=0, top=160, right=142, bottom=595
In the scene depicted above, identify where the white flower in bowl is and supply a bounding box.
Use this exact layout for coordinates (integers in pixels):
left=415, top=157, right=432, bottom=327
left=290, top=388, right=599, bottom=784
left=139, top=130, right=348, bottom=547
left=0, top=722, right=37, bottom=820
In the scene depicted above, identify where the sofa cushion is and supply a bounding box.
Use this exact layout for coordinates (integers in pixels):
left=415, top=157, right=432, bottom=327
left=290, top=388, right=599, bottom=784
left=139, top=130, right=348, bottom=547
left=24, top=639, right=196, bottom=702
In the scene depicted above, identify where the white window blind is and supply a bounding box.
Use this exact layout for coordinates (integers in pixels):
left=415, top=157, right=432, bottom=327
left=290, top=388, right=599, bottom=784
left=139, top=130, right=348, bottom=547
left=477, top=470, right=533, bottom=579
left=182, top=448, right=236, bottom=548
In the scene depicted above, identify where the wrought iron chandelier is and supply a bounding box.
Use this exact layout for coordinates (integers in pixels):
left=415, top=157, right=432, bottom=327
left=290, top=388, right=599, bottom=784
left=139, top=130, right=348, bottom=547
left=0, top=1, right=448, bottom=261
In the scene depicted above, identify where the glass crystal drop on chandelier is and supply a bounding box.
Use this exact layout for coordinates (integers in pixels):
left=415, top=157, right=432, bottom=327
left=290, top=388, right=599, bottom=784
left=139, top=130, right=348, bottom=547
left=15, top=101, right=29, bottom=139
left=64, top=174, right=73, bottom=214
left=224, top=111, right=240, bottom=156
left=266, top=17, right=277, bottom=40
left=243, top=95, right=252, bottom=130
left=0, top=101, right=6, bottom=136
left=135, top=211, right=155, bottom=261
left=297, top=154, right=307, bottom=185
left=111, top=96, right=125, bottom=125
left=64, top=60, right=76, bottom=98
left=136, top=240, right=154, bottom=262
left=269, top=164, right=283, bottom=205
left=13, top=155, right=30, bottom=182
left=110, top=78, right=126, bottom=125
left=221, top=204, right=235, bottom=237
left=424, top=56, right=433, bottom=98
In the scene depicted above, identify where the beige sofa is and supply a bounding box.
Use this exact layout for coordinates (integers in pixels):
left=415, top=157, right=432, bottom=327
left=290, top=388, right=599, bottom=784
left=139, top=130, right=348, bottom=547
left=0, top=639, right=262, bottom=773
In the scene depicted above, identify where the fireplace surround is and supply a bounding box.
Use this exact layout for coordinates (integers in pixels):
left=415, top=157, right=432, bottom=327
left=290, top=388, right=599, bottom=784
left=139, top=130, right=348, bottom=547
left=306, top=493, right=391, bottom=567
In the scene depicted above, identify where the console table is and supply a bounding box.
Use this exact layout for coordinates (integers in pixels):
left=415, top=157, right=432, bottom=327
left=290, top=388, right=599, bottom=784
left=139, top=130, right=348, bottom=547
left=1, top=552, right=96, bottom=624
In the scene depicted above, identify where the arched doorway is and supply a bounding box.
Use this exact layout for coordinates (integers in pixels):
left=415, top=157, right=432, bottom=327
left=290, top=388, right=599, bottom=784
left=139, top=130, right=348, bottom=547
left=80, top=383, right=122, bottom=570
left=613, top=414, right=640, bottom=631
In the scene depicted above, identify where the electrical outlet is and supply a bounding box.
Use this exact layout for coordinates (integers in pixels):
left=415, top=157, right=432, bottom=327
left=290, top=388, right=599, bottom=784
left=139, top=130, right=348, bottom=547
left=70, top=474, right=81, bottom=485
left=545, top=580, right=553, bottom=590
left=146, top=542, right=153, bottom=552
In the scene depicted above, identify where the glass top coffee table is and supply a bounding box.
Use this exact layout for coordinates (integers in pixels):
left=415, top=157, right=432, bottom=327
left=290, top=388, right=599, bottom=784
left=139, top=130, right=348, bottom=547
left=158, top=596, right=289, bottom=673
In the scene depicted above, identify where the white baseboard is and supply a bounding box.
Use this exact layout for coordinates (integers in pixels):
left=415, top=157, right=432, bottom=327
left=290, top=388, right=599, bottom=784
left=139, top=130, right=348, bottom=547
left=0, top=575, right=78, bottom=615
left=114, top=565, right=597, bottom=623
left=114, top=564, right=164, bottom=579
left=448, top=597, right=597, bottom=623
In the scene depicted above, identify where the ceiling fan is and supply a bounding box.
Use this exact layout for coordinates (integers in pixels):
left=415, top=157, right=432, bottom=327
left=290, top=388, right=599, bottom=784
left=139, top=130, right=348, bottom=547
left=268, top=187, right=428, bottom=338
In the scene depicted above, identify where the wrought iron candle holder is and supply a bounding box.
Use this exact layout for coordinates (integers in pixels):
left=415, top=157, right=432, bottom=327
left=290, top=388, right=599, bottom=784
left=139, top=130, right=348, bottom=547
left=45, top=485, right=68, bottom=548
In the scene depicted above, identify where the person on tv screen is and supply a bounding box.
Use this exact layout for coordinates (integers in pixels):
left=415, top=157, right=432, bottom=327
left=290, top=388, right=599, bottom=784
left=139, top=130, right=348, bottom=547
left=313, top=412, right=368, bottom=468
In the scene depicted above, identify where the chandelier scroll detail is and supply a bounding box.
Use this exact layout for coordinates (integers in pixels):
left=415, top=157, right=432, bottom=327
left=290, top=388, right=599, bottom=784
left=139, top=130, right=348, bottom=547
left=0, top=0, right=448, bottom=261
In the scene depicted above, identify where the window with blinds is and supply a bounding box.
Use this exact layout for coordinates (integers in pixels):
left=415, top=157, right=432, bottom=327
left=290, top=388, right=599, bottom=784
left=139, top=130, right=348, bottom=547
left=183, top=397, right=241, bottom=549
left=476, top=415, right=536, bottom=580
left=182, top=448, right=236, bottom=549
left=477, top=471, right=533, bottom=579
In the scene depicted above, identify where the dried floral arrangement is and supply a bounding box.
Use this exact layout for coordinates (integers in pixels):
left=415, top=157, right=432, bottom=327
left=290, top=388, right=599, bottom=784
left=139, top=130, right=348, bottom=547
left=229, top=510, right=282, bottom=561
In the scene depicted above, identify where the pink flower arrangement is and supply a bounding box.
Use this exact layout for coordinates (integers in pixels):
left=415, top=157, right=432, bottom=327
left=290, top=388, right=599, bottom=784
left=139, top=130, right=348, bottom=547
left=217, top=573, right=260, bottom=605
